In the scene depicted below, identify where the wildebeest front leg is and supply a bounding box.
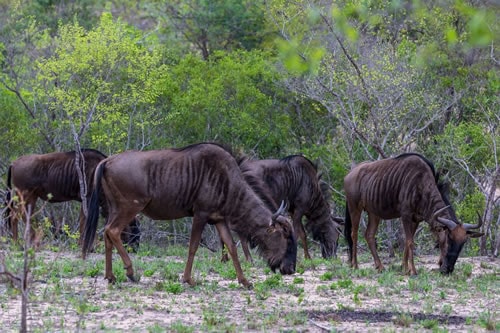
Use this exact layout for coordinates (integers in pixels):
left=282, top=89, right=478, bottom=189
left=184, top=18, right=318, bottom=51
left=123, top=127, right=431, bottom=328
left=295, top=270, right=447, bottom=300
left=239, top=236, right=253, bottom=263
left=215, top=222, right=251, bottom=289
left=182, top=215, right=205, bottom=286
left=402, top=218, right=419, bottom=275
left=365, top=214, right=383, bottom=272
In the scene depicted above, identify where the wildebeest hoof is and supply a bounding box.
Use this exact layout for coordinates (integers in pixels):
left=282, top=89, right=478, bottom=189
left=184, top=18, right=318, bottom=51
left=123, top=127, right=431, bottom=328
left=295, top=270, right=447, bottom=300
left=240, top=279, right=252, bottom=289
left=127, top=274, right=139, bottom=283
left=106, top=276, right=117, bottom=284
left=182, top=277, right=196, bottom=287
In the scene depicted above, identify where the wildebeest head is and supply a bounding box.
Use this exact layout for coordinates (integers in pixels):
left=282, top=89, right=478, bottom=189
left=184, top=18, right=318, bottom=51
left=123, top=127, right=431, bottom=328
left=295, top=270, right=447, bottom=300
left=314, top=180, right=343, bottom=258
left=259, top=201, right=297, bottom=274
left=432, top=206, right=484, bottom=274
left=248, top=203, right=297, bottom=274
left=267, top=215, right=297, bottom=274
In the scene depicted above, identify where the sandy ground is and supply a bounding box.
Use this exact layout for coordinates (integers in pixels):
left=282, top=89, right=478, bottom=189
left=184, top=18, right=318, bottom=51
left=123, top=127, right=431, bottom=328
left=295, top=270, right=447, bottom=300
left=0, top=249, right=499, bottom=332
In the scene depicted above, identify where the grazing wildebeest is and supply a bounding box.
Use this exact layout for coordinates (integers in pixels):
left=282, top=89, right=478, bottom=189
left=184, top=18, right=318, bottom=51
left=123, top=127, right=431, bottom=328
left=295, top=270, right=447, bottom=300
left=234, top=155, right=343, bottom=260
left=4, top=149, right=140, bottom=249
left=82, top=143, right=297, bottom=288
left=344, top=153, right=483, bottom=275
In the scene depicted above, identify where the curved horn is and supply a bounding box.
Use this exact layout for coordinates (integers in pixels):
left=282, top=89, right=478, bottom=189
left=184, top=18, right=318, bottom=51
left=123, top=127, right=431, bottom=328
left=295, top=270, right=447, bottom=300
left=463, top=211, right=483, bottom=230
left=432, top=205, right=450, bottom=221
left=271, top=200, right=287, bottom=221
left=437, top=217, right=458, bottom=231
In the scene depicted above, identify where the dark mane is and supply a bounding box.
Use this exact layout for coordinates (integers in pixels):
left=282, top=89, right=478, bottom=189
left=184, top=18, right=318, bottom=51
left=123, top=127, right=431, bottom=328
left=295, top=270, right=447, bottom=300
left=394, top=153, right=437, bottom=182
left=174, top=142, right=235, bottom=158
left=64, top=149, right=108, bottom=158
left=280, top=154, right=318, bottom=171
left=242, top=172, right=278, bottom=211
left=319, top=180, right=332, bottom=202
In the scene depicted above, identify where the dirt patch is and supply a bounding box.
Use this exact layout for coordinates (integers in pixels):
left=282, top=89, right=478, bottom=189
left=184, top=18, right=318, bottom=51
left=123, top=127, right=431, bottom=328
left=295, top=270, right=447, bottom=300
left=0, top=249, right=499, bottom=332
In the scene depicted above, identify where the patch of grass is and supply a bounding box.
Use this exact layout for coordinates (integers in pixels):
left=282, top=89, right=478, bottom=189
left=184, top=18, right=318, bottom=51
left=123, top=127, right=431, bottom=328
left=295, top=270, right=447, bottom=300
left=169, top=320, right=195, bottom=333
left=161, top=262, right=184, bottom=281
left=337, top=278, right=353, bottom=289
left=319, top=271, right=334, bottom=281
left=84, top=262, right=102, bottom=278
left=377, top=269, right=400, bottom=287
left=477, top=311, right=499, bottom=331
left=420, top=318, right=439, bottom=329
left=293, top=277, right=304, bottom=284
left=147, top=323, right=165, bottom=333
left=459, top=262, right=474, bottom=278
left=393, top=312, right=413, bottom=327
left=154, top=281, right=183, bottom=294
left=283, top=311, right=308, bottom=326
left=441, top=304, right=453, bottom=316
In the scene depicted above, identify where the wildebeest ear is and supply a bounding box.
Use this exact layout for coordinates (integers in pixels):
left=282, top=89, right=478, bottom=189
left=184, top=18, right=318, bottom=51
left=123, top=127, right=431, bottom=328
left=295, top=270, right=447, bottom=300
left=466, top=231, right=484, bottom=238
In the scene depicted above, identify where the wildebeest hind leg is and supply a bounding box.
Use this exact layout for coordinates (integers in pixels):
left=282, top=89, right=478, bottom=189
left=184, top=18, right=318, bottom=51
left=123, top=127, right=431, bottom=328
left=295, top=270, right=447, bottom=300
left=365, top=214, right=383, bottom=272
left=104, top=222, right=136, bottom=283
left=216, top=222, right=251, bottom=289
left=347, top=205, right=361, bottom=269
left=182, top=215, right=205, bottom=286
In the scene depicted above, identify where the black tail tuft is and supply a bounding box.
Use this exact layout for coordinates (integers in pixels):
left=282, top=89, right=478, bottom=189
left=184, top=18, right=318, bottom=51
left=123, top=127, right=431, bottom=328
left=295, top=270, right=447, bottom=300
left=82, top=161, right=105, bottom=257
left=4, top=165, right=12, bottom=232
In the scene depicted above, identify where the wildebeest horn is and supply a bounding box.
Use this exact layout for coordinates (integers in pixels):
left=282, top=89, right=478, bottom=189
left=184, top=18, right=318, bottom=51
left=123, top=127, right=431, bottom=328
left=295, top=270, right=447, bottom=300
left=437, top=217, right=458, bottom=230
left=332, top=216, right=345, bottom=225
left=432, top=205, right=450, bottom=220
left=463, top=211, right=483, bottom=230
left=271, top=200, right=287, bottom=221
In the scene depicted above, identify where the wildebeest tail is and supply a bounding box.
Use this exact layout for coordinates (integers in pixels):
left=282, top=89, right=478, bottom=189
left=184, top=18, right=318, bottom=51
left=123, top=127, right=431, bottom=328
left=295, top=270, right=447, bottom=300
left=82, top=161, right=105, bottom=257
left=344, top=203, right=353, bottom=260
left=4, top=165, right=12, bottom=231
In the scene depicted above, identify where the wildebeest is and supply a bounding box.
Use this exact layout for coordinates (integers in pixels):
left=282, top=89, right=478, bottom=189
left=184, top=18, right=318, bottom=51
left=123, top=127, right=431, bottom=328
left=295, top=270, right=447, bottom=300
left=235, top=155, right=342, bottom=260
left=344, top=153, right=483, bottom=275
left=4, top=149, right=140, bottom=249
left=82, top=143, right=297, bottom=288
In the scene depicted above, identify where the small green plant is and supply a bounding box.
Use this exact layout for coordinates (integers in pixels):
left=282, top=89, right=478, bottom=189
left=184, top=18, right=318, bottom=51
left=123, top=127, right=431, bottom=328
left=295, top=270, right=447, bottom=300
left=169, top=320, right=195, bottom=333
left=320, top=271, right=334, bottom=281
left=253, top=283, right=271, bottom=300
left=441, top=304, right=453, bottom=315
left=337, top=278, right=353, bottom=289
left=202, top=310, right=225, bottom=327
left=461, top=263, right=473, bottom=278
left=293, top=277, right=304, bottom=284
left=147, top=323, right=165, bottom=333
left=143, top=268, right=156, bottom=277
left=393, top=312, right=413, bottom=327
left=420, top=318, right=439, bottom=329
left=477, top=311, right=499, bottom=331
left=85, top=265, right=100, bottom=278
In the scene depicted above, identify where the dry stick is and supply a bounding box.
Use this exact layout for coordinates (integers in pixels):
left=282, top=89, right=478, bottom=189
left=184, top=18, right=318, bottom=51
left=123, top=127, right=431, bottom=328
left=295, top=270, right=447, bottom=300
left=308, top=319, right=332, bottom=331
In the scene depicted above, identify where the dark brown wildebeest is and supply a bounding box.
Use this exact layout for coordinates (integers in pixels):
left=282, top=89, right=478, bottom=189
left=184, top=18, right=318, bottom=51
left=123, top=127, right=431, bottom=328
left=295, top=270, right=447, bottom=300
left=4, top=149, right=140, bottom=249
left=234, top=155, right=342, bottom=260
left=82, top=143, right=297, bottom=288
left=344, top=153, right=483, bottom=275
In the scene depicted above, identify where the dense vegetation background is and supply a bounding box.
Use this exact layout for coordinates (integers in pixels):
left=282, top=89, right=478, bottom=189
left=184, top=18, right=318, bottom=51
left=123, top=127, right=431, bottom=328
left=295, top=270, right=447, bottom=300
left=0, top=0, right=498, bottom=256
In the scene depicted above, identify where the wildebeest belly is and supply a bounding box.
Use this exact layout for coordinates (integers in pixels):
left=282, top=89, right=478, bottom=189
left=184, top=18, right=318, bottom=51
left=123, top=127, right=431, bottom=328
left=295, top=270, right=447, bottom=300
left=141, top=199, right=193, bottom=220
